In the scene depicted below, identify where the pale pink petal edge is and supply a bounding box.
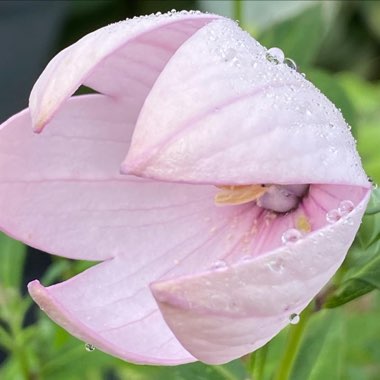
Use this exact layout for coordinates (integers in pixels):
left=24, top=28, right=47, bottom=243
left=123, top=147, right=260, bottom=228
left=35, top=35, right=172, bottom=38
left=28, top=279, right=196, bottom=365
left=150, top=188, right=371, bottom=364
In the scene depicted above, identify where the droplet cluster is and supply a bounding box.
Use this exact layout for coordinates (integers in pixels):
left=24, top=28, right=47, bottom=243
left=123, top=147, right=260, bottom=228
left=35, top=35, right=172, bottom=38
left=326, top=200, right=354, bottom=224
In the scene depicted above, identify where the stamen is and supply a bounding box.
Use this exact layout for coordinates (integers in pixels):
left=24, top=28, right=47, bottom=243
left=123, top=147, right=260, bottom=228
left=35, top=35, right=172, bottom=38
left=215, top=185, right=269, bottom=206
left=214, top=184, right=310, bottom=213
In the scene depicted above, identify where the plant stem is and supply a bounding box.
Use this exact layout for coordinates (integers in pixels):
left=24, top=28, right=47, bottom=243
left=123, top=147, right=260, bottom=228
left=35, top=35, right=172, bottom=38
left=233, top=0, right=243, bottom=24
left=250, top=343, right=268, bottom=380
left=273, top=306, right=313, bottom=380
left=14, top=343, right=33, bottom=380
left=211, top=365, right=239, bottom=380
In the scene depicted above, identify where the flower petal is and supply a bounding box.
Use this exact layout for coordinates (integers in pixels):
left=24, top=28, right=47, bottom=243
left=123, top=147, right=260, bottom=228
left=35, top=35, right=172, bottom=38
left=0, top=94, right=255, bottom=263
left=29, top=11, right=220, bottom=132
left=28, top=264, right=194, bottom=365
left=0, top=95, right=132, bottom=260
left=123, top=19, right=368, bottom=187
left=151, top=186, right=370, bottom=364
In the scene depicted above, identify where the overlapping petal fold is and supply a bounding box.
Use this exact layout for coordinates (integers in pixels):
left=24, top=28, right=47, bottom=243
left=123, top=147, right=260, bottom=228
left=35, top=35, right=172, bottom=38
left=123, top=19, right=368, bottom=187
left=151, top=186, right=370, bottom=363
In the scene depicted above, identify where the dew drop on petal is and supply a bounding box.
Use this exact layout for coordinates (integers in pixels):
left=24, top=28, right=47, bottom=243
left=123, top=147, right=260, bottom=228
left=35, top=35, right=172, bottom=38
left=210, top=259, right=227, bottom=270
left=240, top=255, right=252, bottom=262
left=284, top=57, right=297, bottom=71
left=222, top=47, right=236, bottom=62
left=338, top=200, right=354, bottom=216
left=343, top=216, right=354, bottom=226
left=266, top=47, right=285, bottom=64
left=267, top=259, right=284, bottom=273
left=85, top=343, right=95, bottom=352
left=326, top=209, right=341, bottom=223
left=281, top=228, right=302, bottom=244
left=289, top=313, right=300, bottom=325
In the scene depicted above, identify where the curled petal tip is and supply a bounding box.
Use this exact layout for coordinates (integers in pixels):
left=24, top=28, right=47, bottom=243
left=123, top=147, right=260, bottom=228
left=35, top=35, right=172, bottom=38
left=33, top=121, right=45, bottom=134
left=27, top=279, right=40, bottom=292
left=119, top=161, right=132, bottom=175
left=119, top=160, right=142, bottom=177
left=31, top=108, right=50, bottom=133
left=27, top=280, right=45, bottom=303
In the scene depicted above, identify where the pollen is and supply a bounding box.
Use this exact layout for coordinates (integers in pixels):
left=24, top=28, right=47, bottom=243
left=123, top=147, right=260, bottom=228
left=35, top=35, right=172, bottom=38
left=214, top=185, right=269, bottom=206
left=296, top=214, right=311, bottom=233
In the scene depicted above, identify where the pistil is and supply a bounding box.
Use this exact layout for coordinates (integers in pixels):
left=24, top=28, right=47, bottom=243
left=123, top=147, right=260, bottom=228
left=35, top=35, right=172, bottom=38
left=215, top=184, right=309, bottom=213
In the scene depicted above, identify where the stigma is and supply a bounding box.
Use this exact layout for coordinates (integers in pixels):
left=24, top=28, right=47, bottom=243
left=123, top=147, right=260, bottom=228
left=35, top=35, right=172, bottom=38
left=215, top=184, right=309, bottom=213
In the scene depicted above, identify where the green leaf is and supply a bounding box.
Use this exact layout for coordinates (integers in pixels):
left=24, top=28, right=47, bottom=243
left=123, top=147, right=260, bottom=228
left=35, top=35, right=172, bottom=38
left=307, top=312, right=345, bottom=380
left=344, top=293, right=380, bottom=379
left=116, top=361, right=244, bottom=380
left=200, top=0, right=316, bottom=33
left=366, top=188, right=380, bottom=215
left=325, top=249, right=380, bottom=308
left=257, top=3, right=336, bottom=67
left=355, top=213, right=380, bottom=250
left=324, top=280, right=374, bottom=309
left=337, top=74, right=380, bottom=184
left=305, top=69, right=357, bottom=133
left=0, top=233, right=26, bottom=289
left=290, top=310, right=345, bottom=380
left=0, top=356, right=25, bottom=380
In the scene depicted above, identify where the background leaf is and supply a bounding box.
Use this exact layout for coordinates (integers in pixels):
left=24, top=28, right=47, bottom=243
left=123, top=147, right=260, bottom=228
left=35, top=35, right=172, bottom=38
left=290, top=310, right=345, bottom=380
left=365, top=188, right=380, bottom=215
left=257, top=3, right=336, bottom=67
left=325, top=245, right=380, bottom=308
left=0, top=234, right=26, bottom=289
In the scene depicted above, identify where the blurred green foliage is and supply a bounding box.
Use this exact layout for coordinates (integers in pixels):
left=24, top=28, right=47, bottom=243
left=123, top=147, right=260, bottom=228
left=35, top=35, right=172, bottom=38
left=1, top=1, right=380, bottom=380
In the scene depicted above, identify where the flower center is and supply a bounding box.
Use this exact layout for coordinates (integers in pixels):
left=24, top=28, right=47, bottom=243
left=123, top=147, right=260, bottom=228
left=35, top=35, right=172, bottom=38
left=215, top=184, right=309, bottom=213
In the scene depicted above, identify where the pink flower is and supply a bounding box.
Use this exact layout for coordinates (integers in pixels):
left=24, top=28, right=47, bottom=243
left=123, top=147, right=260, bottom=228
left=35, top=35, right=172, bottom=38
left=0, top=11, right=371, bottom=365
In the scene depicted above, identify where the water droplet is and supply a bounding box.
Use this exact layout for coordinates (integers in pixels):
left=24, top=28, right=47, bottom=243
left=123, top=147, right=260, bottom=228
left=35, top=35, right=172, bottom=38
left=222, top=47, right=236, bottom=62
left=240, top=255, right=252, bottom=262
left=155, top=11, right=162, bottom=16
left=85, top=343, right=95, bottom=352
left=326, top=209, right=341, bottom=223
left=343, top=216, right=354, bottom=226
left=338, top=200, right=354, bottom=216
left=266, top=47, right=285, bottom=64
left=267, top=259, right=284, bottom=273
left=284, top=57, right=297, bottom=71
left=171, top=8, right=176, bottom=13
left=281, top=228, right=302, bottom=244
left=289, top=313, right=300, bottom=325
left=210, top=260, right=227, bottom=270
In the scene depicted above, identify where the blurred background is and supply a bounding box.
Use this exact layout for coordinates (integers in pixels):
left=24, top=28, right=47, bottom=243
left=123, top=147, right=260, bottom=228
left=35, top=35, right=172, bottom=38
left=0, top=1, right=379, bottom=379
